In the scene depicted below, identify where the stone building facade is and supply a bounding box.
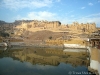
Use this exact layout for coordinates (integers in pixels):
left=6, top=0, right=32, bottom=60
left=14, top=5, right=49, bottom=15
left=15, top=20, right=96, bottom=31
left=67, top=22, right=96, bottom=32
left=14, top=20, right=97, bottom=36
left=17, top=20, right=61, bottom=29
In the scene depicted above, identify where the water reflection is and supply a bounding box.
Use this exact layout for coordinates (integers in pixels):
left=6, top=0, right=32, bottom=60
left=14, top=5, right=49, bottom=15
left=0, top=47, right=91, bottom=75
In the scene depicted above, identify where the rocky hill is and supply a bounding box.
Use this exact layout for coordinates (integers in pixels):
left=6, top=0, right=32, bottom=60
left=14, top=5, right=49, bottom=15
left=26, top=30, right=69, bottom=40
left=0, top=20, right=7, bottom=25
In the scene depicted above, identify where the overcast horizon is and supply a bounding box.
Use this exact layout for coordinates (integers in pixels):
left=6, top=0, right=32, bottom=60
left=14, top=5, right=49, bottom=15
left=0, top=0, right=100, bottom=27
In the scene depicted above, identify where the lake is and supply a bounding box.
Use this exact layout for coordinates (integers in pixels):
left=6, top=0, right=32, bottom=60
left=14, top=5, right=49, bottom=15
left=0, top=47, right=93, bottom=75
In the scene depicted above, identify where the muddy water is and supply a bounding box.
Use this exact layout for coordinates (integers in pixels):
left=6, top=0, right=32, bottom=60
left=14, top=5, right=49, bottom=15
left=0, top=47, right=93, bottom=75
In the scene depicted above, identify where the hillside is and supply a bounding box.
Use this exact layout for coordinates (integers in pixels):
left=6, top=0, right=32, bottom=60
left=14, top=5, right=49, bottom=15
left=27, top=30, right=69, bottom=40
left=0, top=20, right=6, bottom=25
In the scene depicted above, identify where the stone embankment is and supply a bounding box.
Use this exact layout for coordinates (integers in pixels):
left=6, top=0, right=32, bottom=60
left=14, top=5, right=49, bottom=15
left=24, top=43, right=64, bottom=48
left=88, top=47, right=100, bottom=75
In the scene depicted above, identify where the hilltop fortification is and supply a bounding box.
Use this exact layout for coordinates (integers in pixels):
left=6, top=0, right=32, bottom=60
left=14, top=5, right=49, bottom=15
left=14, top=20, right=96, bottom=36
left=0, top=20, right=97, bottom=36
left=0, top=20, right=98, bottom=47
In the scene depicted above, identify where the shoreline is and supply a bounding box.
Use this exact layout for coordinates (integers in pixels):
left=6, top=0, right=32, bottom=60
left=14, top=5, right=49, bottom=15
left=0, top=42, right=100, bottom=75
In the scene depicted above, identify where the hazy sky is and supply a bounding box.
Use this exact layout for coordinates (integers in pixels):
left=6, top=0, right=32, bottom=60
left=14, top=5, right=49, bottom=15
left=0, top=0, right=100, bottom=27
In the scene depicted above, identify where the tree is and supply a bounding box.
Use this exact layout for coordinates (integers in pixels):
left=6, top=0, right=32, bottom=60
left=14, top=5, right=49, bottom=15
left=49, top=36, right=52, bottom=39
left=0, top=32, right=10, bottom=37
left=82, top=28, right=85, bottom=32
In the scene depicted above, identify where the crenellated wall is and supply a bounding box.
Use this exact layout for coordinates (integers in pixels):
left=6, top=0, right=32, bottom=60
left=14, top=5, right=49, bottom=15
left=14, top=20, right=97, bottom=36
left=67, top=22, right=96, bottom=32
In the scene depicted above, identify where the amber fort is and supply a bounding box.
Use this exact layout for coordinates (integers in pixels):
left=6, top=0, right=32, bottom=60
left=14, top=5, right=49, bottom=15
left=13, top=20, right=96, bottom=36
left=0, top=20, right=100, bottom=75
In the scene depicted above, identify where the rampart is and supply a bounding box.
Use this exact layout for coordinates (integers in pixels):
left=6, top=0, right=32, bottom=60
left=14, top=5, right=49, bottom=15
left=14, top=20, right=96, bottom=36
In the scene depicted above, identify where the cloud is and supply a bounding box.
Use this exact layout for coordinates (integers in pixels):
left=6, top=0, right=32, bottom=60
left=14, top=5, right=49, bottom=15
left=28, top=11, right=57, bottom=20
left=74, top=13, right=100, bottom=26
left=70, top=15, right=75, bottom=17
left=56, top=0, right=61, bottom=2
left=1, top=0, right=53, bottom=10
left=83, top=13, right=100, bottom=18
left=88, top=2, right=93, bottom=6
left=14, top=11, right=100, bottom=27
left=59, top=13, right=100, bottom=27
left=98, top=0, right=100, bottom=2
left=77, top=17, right=100, bottom=27
left=81, top=7, right=86, bottom=9
left=15, top=11, right=58, bottom=21
left=65, top=10, right=74, bottom=15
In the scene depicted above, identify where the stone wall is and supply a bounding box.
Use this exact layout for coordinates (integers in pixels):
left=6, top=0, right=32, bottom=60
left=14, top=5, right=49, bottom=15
left=17, top=20, right=61, bottom=29
left=14, top=20, right=97, bottom=36
left=45, top=39, right=85, bottom=46
left=67, top=22, right=96, bottom=32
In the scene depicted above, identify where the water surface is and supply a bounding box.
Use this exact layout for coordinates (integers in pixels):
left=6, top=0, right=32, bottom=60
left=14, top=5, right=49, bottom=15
left=0, top=47, right=91, bottom=75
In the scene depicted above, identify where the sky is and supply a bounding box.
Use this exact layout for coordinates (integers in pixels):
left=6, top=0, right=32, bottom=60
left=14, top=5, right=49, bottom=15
left=0, top=0, right=100, bottom=27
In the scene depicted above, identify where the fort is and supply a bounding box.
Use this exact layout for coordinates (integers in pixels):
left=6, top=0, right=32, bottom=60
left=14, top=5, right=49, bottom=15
left=0, top=20, right=97, bottom=36
left=0, top=20, right=100, bottom=75
left=0, top=20, right=98, bottom=48
left=14, top=20, right=96, bottom=36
